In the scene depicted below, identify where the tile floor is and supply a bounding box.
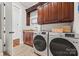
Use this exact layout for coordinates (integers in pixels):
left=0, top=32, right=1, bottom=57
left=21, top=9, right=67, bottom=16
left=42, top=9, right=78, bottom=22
left=13, top=44, right=38, bottom=56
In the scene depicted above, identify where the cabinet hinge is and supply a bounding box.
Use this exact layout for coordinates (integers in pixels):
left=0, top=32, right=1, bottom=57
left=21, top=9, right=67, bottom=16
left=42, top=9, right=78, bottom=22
left=3, top=3, right=5, bottom=6
left=4, top=17, right=5, bottom=19
left=3, top=31, right=6, bottom=33
left=3, top=44, right=6, bottom=47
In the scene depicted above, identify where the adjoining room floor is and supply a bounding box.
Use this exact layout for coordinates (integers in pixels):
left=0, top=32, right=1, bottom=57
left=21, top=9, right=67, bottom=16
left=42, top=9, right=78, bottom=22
left=3, top=52, right=10, bottom=56
left=0, top=52, right=3, bottom=56
left=13, top=44, right=38, bottom=56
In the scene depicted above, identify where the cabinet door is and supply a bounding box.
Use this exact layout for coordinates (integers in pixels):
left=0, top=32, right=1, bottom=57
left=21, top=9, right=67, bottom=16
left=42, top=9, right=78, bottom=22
left=58, top=2, right=62, bottom=22
left=25, top=32, right=30, bottom=44
left=43, top=3, right=49, bottom=24
left=48, top=2, right=58, bottom=23
left=69, top=2, right=74, bottom=21
left=23, top=31, right=33, bottom=47
left=48, top=3, right=52, bottom=23
left=37, top=6, right=44, bottom=24
left=26, top=12, right=30, bottom=26
left=23, top=31, right=26, bottom=44
left=62, top=2, right=69, bottom=22
left=62, top=2, right=74, bottom=22
left=52, top=2, right=58, bottom=22
left=48, top=2, right=57, bottom=23
left=29, top=32, right=33, bottom=46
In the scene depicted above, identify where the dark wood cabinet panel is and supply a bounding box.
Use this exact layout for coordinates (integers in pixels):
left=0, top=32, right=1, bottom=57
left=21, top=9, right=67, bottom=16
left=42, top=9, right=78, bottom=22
left=52, top=2, right=59, bottom=22
left=23, top=31, right=26, bottom=44
left=69, top=2, right=74, bottom=22
left=23, top=31, right=33, bottom=47
left=37, top=2, right=74, bottom=24
left=37, top=6, right=44, bottom=24
left=43, top=3, right=49, bottom=24
left=62, top=2, right=74, bottom=22
left=26, top=12, right=30, bottom=26
left=58, top=2, right=62, bottom=22
left=62, top=2, right=70, bottom=22
left=48, top=3, right=52, bottom=23
left=48, top=2, right=58, bottom=23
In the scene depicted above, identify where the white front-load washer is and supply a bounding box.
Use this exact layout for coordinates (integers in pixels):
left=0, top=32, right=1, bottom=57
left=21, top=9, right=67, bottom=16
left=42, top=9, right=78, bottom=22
left=49, top=32, right=79, bottom=56
left=33, top=31, right=49, bottom=56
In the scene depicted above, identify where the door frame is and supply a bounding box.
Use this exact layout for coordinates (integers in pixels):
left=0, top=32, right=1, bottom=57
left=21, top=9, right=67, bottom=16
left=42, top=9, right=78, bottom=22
left=1, top=2, right=5, bottom=53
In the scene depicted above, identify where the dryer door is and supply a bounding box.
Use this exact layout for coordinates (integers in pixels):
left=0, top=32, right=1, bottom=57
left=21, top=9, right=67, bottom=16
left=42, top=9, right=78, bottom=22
left=50, top=38, right=78, bottom=56
left=34, top=35, right=46, bottom=51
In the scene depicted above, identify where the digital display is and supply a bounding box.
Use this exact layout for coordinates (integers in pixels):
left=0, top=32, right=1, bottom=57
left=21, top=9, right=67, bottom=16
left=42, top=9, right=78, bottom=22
left=65, top=34, right=75, bottom=38
left=41, top=32, right=46, bottom=34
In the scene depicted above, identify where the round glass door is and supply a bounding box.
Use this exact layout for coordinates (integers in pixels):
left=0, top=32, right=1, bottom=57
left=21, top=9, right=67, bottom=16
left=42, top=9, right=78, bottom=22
left=50, top=38, right=78, bottom=56
left=34, top=35, right=46, bottom=51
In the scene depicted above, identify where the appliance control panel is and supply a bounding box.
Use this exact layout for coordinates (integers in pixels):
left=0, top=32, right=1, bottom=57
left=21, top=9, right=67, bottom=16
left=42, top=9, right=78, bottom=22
left=65, top=33, right=79, bottom=39
left=65, top=34, right=75, bottom=38
left=41, top=32, right=46, bottom=35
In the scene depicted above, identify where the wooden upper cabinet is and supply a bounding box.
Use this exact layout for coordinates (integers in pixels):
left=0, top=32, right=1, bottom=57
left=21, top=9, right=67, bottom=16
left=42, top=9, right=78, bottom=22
left=62, top=2, right=69, bottom=22
left=62, top=2, right=74, bottom=22
left=48, top=2, right=58, bottom=23
left=52, top=2, right=59, bottom=22
left=37, top=2, right=74, bottom=24
left=26, top=12, right=30, bottom=26
left=37, top=6, right=44, bottom=24
left=37, top=3, right=49, bottom=24
left=58, top=2, right=62, bottom=22
left=43, top=3, right=49, bottom=24
left=48, top=3, right=52, bottom=23
left=69, top=2, right=74, bottom=21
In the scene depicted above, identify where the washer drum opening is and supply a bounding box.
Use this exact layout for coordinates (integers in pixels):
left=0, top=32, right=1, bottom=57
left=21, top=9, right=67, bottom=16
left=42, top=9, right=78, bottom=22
left=50, top=38, right=78, bottom=56
left=34, top=35, right=46, bottom=51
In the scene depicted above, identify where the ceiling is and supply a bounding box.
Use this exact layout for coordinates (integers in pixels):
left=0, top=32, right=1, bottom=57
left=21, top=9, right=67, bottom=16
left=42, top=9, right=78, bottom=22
left=21, top=2, right=38, bottom=9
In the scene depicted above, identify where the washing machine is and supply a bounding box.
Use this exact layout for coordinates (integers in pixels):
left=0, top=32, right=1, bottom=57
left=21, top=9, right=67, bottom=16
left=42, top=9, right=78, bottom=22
left=33, top=31, right=49, bottom=56
left=49, top=32, right=79, bottom=56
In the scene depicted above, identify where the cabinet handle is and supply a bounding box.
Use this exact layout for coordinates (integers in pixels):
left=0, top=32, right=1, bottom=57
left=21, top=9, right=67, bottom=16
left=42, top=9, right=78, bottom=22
left=9, top=32, right=15, bottom=34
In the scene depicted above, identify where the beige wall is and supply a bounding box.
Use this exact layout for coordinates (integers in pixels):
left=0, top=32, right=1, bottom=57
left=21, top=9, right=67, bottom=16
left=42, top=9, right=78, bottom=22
left=41, top=23, right=73, bottom=32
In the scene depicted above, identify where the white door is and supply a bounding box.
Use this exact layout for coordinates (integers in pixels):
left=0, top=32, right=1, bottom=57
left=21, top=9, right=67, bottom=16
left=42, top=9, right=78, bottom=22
left=12, top=3, right=23, bottom=55
left=12, top=4, right=22, bottom=43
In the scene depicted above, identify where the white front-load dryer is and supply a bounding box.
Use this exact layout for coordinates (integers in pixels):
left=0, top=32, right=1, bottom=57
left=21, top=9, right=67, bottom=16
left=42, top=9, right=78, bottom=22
left=33, top=32, right=49, bottom=56
left=49, top=32, right=79, bottom=56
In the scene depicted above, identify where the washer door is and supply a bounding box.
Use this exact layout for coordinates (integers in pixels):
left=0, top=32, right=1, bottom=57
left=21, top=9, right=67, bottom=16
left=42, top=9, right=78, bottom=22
left=34, top=35, right=46, bottom=51
left=50, top=38, right=78, bottom=56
